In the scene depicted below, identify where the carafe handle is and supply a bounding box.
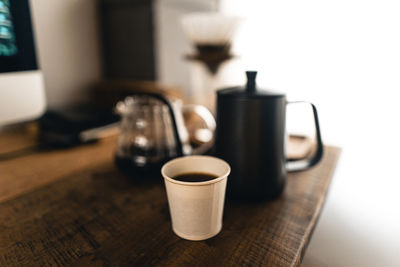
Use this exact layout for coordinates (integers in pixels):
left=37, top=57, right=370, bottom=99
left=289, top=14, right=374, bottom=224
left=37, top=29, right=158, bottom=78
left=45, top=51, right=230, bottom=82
left=286, top=101, right=323, bottom=172
left=182, top=104, right=216, bottom=155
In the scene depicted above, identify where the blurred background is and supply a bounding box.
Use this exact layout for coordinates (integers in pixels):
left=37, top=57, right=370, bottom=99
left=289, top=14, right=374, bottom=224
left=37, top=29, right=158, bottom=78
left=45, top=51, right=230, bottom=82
left=7, top=0, right=400, bottom=265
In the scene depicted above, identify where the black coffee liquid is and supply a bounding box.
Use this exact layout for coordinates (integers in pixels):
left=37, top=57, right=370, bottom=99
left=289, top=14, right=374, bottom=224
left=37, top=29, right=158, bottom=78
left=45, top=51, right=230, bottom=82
left=172, top=172, right=218, bottom=182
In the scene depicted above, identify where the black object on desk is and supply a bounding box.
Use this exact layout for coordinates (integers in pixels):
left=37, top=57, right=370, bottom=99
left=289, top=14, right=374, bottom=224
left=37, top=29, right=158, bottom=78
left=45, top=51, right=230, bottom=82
left=38, top=105, right=119, bottom=148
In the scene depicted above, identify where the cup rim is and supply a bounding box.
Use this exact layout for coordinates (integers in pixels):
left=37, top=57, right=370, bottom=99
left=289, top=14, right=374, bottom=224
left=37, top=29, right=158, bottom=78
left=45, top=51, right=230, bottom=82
left=161, top=155, right=230, bottom=186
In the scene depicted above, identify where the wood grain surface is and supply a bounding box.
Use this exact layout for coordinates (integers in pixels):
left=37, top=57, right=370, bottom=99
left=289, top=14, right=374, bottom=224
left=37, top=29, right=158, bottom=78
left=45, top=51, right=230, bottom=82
left=0, top=130, right=340, bottom=267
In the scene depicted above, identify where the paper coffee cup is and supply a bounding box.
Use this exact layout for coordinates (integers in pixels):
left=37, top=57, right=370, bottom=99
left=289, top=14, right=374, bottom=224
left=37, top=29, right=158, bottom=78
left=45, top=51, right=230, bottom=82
left=161, top=156, right=230, bottom=241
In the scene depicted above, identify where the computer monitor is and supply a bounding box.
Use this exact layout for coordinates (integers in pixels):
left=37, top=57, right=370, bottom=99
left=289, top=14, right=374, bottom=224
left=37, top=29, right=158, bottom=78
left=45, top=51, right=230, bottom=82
left=0, top=0, right=45, bottom=125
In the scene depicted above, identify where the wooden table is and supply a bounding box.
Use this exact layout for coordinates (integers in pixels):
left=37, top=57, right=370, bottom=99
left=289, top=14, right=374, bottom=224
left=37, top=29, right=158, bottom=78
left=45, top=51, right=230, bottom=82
left=0, top=126, right=340, bottom=266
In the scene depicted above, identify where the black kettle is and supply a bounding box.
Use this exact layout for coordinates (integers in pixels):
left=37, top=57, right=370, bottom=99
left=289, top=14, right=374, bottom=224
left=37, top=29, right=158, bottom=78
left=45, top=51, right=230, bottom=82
left=214, top=71, right=323, bottom=201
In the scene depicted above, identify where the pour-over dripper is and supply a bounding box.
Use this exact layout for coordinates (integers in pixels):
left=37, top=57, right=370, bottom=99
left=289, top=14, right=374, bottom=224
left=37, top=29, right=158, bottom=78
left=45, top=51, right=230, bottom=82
left=181, top=12, right=241, bottom=74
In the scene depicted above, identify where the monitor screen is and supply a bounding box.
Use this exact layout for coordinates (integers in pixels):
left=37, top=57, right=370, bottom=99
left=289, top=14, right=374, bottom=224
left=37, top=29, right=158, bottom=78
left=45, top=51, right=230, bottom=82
left=0, top=0, right=37, bottom=73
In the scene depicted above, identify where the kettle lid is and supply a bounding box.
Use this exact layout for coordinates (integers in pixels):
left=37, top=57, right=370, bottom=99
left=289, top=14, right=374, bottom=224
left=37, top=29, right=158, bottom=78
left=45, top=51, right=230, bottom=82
left=217, top=71, right=285, bottom=99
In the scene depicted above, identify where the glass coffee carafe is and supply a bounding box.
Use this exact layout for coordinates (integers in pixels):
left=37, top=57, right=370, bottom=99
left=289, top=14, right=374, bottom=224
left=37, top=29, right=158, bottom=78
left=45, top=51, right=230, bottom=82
left=115, top=93, right=215, bottom=177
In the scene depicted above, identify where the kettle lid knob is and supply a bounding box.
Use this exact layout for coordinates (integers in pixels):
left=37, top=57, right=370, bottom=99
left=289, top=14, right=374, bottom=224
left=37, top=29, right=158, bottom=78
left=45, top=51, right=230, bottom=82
left=246, top=71, right=257, bottom=93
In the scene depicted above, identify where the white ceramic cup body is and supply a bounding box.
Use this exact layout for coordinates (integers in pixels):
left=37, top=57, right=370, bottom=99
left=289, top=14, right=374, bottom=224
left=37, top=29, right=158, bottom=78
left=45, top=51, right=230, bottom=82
left=161, top=155, right=230, bottom=241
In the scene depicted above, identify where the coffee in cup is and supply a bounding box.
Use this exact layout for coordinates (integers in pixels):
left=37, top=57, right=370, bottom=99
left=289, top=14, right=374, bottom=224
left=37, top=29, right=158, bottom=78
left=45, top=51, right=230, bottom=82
left=172, top=172, right=218, bottom=182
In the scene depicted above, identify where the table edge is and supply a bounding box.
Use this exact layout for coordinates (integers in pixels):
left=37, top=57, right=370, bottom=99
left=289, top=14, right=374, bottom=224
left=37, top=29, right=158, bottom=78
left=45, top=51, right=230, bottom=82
left=292, top=146, right=342, bottom=267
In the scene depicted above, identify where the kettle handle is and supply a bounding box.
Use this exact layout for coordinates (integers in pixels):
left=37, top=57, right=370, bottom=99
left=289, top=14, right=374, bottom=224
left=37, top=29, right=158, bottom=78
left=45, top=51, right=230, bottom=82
left=129, top=92, right=184, bottom=157
left=286, top=101, right=323, bottom=172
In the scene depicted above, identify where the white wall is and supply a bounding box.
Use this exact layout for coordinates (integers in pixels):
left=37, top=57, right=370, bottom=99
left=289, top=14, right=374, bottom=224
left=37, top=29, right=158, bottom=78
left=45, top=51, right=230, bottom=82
left=220, top=0, right=400, bottom=266
left=30, top=0, right=102, bottom=108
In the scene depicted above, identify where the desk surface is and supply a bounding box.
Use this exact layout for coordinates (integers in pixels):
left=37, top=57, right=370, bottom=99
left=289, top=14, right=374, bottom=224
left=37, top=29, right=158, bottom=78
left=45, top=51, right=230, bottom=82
left=0, top=128, right=340, bottom=266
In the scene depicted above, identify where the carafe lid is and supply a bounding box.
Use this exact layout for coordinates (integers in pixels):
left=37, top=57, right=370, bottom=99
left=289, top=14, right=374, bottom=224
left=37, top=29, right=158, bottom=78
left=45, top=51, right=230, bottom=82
left=217, top=71, right=285, bottom=99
